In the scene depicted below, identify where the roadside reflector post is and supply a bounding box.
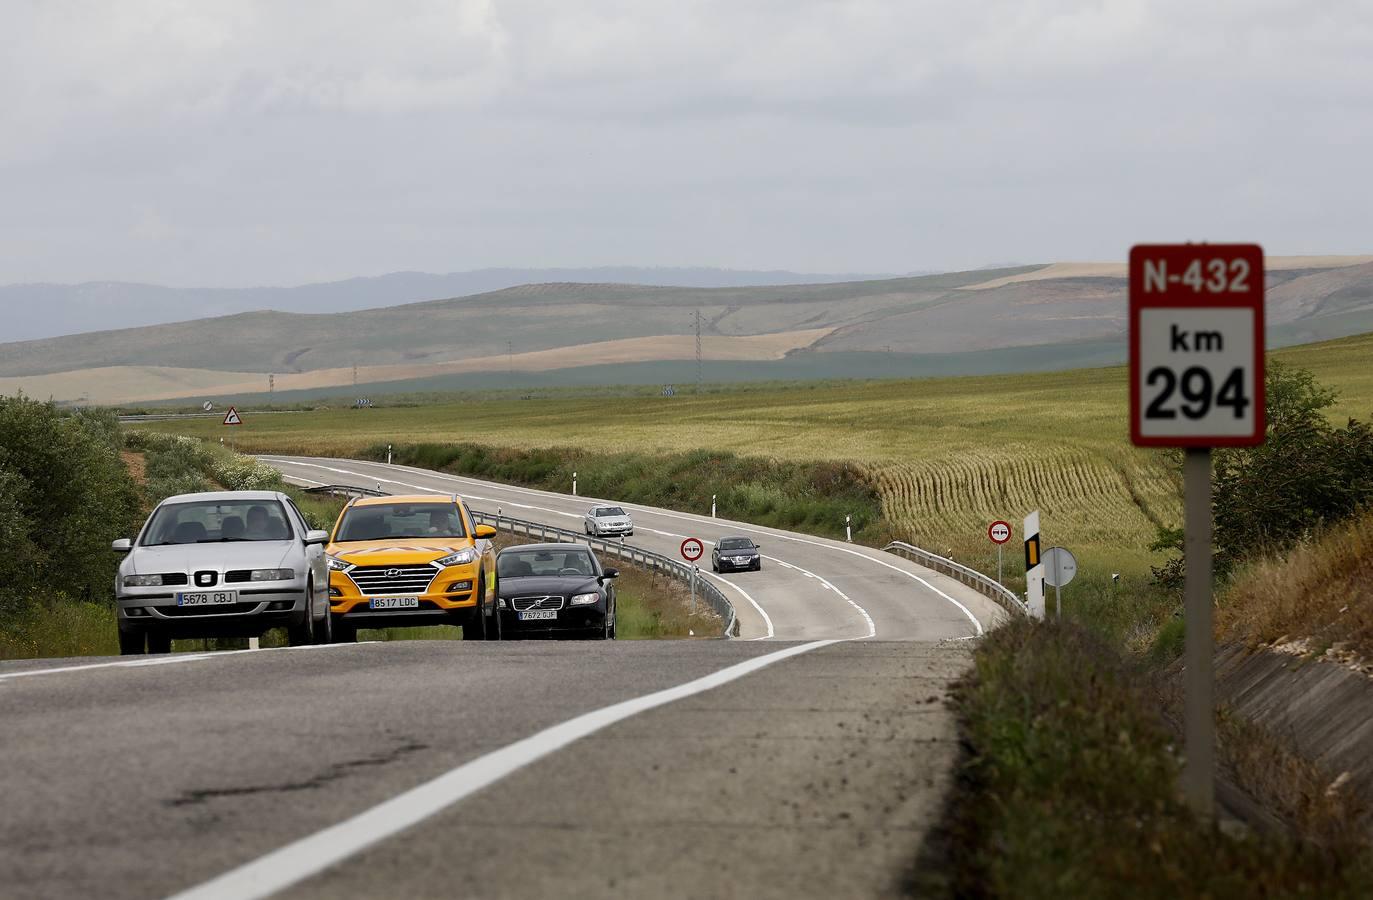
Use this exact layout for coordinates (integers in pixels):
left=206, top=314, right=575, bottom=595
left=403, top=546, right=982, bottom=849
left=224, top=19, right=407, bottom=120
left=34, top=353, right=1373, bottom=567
left=1023, top=511, right=1044, bottom=620
left=1129, top=243, right=1265, bottom=821
left=387, top=444, right=392, bottom=465
left=573, top=471, right=578, bottom=497
left=711, top=494, right=717, bottom=518
left=249, top=637, right=259, bottom=650
left=845, top=514, right=852, bottom=543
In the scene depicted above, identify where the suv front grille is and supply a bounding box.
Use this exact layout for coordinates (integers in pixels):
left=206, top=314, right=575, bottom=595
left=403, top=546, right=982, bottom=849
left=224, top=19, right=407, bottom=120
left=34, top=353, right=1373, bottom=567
left=511, top=595, right=565, bottom=612
left=348, top=565, right=438, bottom=596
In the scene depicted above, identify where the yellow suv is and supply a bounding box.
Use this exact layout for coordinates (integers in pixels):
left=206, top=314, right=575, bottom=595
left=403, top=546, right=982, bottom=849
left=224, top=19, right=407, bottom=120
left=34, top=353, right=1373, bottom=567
left=325, top=494, right=500, bottom=641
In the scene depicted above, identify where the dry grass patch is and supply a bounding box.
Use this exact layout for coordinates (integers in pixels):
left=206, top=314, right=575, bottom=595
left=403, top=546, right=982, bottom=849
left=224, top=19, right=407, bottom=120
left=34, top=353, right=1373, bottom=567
left=1217, top=509, right=1373, bottom=659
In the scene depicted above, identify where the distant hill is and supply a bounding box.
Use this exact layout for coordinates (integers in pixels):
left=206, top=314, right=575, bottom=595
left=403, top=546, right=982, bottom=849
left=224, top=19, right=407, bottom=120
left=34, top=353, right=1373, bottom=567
left=0, top=266, right=912, bottom=342
left=3, top=257, right=1372, bottom=405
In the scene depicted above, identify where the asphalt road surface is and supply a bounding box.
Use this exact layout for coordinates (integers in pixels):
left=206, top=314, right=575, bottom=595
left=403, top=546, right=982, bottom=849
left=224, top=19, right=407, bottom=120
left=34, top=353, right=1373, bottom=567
left=1, top=458, right=1005, bottom=899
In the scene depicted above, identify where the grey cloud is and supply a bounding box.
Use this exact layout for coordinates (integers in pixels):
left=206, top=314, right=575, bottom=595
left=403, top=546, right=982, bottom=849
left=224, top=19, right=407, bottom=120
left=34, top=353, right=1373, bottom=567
left=1, top=0, right=1370, bottom=289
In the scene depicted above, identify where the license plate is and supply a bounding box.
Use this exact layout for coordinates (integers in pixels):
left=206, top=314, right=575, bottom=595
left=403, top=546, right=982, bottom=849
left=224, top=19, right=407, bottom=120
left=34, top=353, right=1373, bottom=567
left=369, top=597, right=420, bottom=610
left=519, top=609, right=557, bottom=621
left=177, top=591, right=237, bottom=607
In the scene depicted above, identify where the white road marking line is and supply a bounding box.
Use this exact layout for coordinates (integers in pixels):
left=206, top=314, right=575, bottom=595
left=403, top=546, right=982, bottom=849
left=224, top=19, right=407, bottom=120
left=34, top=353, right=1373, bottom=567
left=167, top=639, right=838, bottom=900
left=762, top=556, right=875, bottom=640
left=697, top=570, right=774, bottom=640
left=0, top=643, right=362, bottom=683
left=270, top=456, right=985, bottom=636
left=0, top=654, right=216, bottom=681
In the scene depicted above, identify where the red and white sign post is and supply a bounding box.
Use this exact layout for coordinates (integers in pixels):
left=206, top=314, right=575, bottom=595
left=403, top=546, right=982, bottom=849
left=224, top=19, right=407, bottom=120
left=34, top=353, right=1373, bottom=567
left=1130, top=243, right=1265, bottom=820
left=987, top=520, right=1011, bottom=584
left=680, top=538, right=704, bottom=613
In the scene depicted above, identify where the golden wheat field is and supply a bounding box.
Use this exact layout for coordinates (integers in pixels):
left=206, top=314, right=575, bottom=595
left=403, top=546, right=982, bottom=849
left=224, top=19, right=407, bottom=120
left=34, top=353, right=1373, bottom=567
left=133, top=333, right=1373, bottom=581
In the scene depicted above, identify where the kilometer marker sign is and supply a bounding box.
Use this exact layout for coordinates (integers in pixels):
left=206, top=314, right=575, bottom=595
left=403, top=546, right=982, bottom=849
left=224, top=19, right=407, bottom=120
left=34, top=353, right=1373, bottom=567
left=1130, top=244, right=1265, bottom=447
left=1129, top=242, right=1266, bottom=824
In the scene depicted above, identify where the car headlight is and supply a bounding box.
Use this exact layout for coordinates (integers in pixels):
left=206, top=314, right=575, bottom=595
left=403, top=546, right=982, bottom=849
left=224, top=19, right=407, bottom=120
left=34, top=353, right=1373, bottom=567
left=326, top=555, right=352, bottom=572
left=570, top=592, right=600, bottom=606
left=434, top=548, right=478, bottom=567
left=123, top=574, right=163, bottom=587
left=250, top=568, right=295, bottom=582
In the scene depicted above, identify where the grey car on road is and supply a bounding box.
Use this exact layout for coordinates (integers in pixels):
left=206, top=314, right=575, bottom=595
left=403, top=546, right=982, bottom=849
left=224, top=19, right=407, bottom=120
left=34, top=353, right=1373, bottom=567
left=584, top=505, right=633, bottom=537
left=113, top=491, right=332, bottom=654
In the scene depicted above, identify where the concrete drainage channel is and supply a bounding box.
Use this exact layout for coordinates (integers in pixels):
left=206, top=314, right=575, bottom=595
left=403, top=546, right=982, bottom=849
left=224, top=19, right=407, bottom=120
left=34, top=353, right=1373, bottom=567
left=469, top=509, right=739, bottom=638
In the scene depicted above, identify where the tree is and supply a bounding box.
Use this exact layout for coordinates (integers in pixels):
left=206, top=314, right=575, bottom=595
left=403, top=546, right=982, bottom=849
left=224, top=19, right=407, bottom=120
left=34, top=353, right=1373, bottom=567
left=1151, top=362, right=1373, bottom=585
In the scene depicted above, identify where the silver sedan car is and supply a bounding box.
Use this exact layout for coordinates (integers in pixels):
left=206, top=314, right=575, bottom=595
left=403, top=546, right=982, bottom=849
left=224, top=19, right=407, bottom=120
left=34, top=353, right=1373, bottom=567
left=583, top=505, right=633, bottom=537
left=113, top=491, right=331, bottom=654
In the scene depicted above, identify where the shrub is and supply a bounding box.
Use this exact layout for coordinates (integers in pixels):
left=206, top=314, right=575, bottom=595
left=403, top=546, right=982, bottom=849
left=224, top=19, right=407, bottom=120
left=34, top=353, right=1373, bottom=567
left=0, top=396, right=140, bottom=605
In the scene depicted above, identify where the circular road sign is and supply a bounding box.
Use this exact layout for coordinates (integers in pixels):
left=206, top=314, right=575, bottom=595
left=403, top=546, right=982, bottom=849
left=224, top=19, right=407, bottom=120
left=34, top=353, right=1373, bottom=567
left=988, top=520, right=1012, bottom=545
left=202, top=401, right=214, bottom=412
left=680, top=538, right=704, bottom=562
left=1043, top=546, right=1078, bottom=588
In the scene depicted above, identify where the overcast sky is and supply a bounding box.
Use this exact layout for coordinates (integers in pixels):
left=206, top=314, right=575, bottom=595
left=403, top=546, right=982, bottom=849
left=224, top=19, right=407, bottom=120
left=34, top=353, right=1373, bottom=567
left=2, top=0, right=1370, bottom=288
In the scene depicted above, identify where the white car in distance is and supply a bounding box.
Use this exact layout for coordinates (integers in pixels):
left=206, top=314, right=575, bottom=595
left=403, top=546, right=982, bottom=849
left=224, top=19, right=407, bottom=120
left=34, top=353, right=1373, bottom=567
left=584, top=505, right=633, bottom=537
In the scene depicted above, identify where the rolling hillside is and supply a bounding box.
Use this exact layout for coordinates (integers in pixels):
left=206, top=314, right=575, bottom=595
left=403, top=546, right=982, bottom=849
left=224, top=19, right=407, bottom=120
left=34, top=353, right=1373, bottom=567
left=2, top=258, right=1371, bottom=404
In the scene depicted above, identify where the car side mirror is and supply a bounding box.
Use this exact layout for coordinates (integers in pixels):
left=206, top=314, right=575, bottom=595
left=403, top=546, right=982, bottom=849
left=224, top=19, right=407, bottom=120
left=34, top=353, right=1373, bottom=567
left=304, top=530, right=330, bottom=545
left=111, top=538, right=132, bottom=553
left=474, top=524, right=497, bottom=539
left=600, top=568, right=619, bottom=580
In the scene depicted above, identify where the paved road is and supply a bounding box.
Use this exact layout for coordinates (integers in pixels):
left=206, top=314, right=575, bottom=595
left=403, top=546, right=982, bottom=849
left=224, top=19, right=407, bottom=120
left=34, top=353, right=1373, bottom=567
left=1, top=459, right=1005, bottom=898
left=262, top=455, right=1004, bottom=642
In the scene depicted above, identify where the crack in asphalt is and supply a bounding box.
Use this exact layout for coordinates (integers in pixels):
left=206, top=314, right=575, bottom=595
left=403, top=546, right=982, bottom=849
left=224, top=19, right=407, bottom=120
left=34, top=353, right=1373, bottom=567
left=166, top=740, right=429, bottom=808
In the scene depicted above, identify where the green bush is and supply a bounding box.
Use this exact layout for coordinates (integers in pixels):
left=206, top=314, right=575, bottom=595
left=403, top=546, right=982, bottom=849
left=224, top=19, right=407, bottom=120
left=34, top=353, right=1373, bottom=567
left=363, top=442, right=882, bottom=541
left=0, top=396, right=140, bottom=605
left=1152, top=362, right=1373, bottom=586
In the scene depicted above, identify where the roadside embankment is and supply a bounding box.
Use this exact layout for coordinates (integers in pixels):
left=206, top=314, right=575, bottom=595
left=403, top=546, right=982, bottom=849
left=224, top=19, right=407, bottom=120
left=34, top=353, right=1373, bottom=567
left=923, top=619, right=1372, bottom=898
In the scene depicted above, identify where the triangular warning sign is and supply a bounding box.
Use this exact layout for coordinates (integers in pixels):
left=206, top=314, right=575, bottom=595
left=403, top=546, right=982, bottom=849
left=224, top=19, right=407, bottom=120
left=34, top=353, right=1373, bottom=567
left=223, top=407, right=242, bottom=426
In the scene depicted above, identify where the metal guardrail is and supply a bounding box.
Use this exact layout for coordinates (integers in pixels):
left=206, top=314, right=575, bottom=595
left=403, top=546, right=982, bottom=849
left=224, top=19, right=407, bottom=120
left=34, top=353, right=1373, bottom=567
left=469, top=509, right=738, bottom=638
left=302, top=484, right=388, bottom=499
left=882, top=541, right=1029, bottom=618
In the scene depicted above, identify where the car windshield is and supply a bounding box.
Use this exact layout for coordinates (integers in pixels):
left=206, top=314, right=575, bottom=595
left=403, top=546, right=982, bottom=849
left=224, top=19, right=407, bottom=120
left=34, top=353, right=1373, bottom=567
left=335, top=503, right=467, bottom=542
left=141, top=499, right=292, bottom=546
left=498, top=549, right=596, bottom=578
left=719, top=538, right=754, bottom=551
left=594, top=507, right=626, bottom=517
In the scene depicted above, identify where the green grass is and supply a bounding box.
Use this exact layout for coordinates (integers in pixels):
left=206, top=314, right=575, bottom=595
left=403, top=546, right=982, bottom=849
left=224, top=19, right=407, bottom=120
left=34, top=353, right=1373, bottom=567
left=934, top=618, right=1373, bottom=898
left=128, top=333, right=1373, bottom=637
left=0, top=595, right=120, bottom=659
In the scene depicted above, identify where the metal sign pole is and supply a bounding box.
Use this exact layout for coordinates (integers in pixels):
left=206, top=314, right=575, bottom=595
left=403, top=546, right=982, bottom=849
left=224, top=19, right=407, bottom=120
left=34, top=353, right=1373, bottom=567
left=997, top=544, right=1002, bottom=584
left=1055, top=582, right=1061, bottom=620
left=1182, top=447, right=1215, bottom=817
left=690, top=566, right=698, bottom=613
